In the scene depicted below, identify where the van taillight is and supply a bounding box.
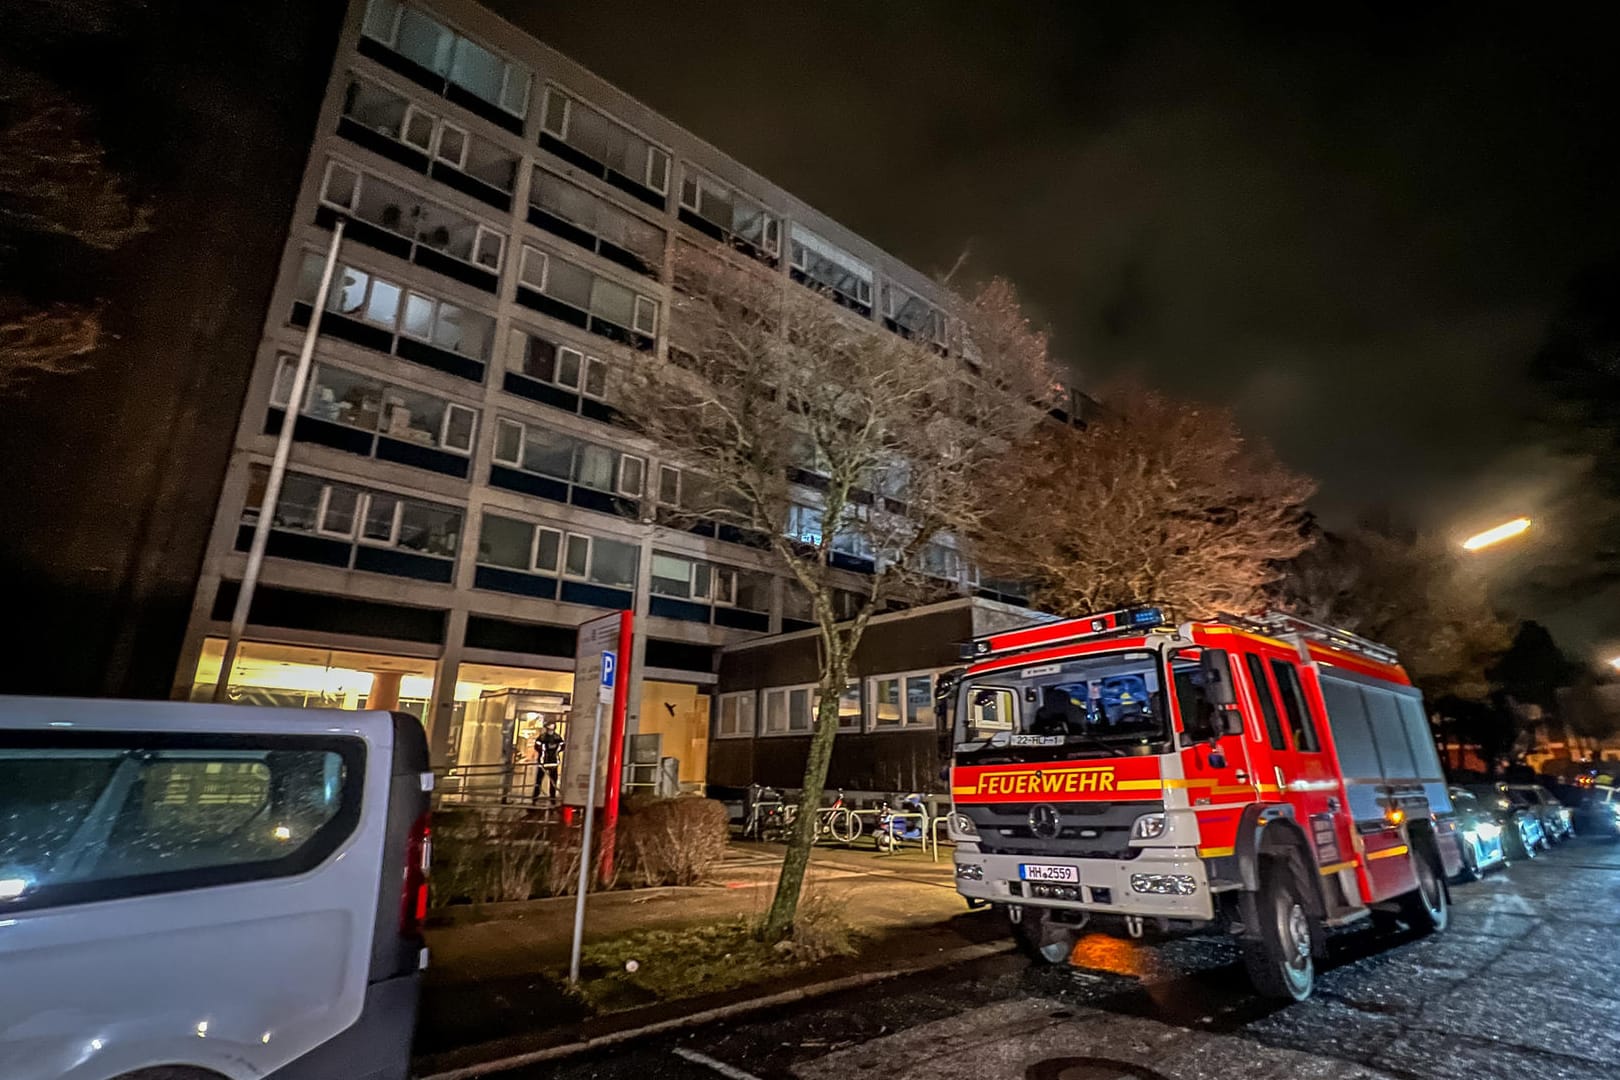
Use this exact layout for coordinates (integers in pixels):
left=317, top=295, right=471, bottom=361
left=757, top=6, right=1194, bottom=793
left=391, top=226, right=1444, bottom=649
left=401, top=811, right=431, bottom=937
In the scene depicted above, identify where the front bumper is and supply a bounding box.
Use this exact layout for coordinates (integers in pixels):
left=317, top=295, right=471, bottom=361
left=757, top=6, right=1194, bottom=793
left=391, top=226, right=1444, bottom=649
left=953, top=845, right=1215, bottom=921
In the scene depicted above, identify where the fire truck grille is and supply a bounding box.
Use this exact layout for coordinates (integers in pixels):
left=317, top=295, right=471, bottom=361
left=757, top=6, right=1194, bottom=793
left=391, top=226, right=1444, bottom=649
left=961, top=801, right=1163, bottom=860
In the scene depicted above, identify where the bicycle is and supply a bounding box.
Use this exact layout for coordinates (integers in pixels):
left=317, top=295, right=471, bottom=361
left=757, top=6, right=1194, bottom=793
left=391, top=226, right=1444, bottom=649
left=815, top=790, right=863, bottom=844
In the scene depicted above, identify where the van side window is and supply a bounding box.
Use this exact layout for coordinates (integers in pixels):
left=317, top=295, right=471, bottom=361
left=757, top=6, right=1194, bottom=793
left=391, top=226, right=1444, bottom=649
left=1269, top=659, right=1320, bottom=752
left=0, top=735, right=362, bottom=914
left=1243, top=654, right=1287, bottom=750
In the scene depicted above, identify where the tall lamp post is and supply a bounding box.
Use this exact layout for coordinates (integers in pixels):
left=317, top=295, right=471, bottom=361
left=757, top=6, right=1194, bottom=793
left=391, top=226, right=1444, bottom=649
left=212, top=219, right=347, bottom=702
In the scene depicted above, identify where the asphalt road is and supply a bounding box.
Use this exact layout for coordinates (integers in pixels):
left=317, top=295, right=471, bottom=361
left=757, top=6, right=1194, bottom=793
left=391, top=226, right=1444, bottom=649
left=495, top=837, right=1620, bottom=1080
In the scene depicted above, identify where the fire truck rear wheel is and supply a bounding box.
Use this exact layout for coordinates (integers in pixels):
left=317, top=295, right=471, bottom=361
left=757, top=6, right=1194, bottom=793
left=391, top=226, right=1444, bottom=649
left=1242, top=861, right=1315, bottom=1001
left=1010, top=906, right=1076, bottom=965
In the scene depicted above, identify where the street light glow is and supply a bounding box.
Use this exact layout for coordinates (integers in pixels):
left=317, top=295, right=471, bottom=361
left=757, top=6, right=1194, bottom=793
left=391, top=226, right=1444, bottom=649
left=1462, top=517, right=1532, bottom=551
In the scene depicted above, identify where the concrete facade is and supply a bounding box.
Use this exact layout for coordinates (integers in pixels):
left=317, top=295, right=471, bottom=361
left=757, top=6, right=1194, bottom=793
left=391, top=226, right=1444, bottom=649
left=169, top=0, right=1008, bottom=782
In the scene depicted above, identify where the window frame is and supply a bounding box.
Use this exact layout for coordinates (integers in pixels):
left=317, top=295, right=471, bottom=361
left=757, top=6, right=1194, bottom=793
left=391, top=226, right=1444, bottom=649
left=538, top=85, right=671, bottom=195
left=360, top=1, right=531, bottom=120
left=866, top=669, right=943, bottom=732
left=357, top=493, right=402, bottom=546
left=434, top=119, right=469, bottom=168
left=657, top=465, right=682, bottom=506
left=616, top=453, right=645, bottom=499
left=319, top=159, right=508, bottom=274
left=1269, top=657, right=1322, bottom=753
left=271, top=356, right=479, bottom=458
left=760, top=682, right=819, bottom=736
left=716, top=691, right=757, bottom=739
left=314, top=483, right=360, bottom=539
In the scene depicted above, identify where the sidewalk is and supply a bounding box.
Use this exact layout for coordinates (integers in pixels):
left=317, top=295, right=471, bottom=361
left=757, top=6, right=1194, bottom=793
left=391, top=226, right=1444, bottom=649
left=415, top=841, right=1000, bottom=1061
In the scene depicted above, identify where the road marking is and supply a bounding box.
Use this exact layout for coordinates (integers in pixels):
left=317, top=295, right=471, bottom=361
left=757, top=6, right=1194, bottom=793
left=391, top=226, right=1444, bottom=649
left=673, top=1046, right=765, bottom=1080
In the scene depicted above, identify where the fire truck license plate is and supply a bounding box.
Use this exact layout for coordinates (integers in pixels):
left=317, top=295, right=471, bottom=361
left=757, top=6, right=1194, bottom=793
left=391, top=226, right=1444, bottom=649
left=1019, top=863, right=1079, bottom=883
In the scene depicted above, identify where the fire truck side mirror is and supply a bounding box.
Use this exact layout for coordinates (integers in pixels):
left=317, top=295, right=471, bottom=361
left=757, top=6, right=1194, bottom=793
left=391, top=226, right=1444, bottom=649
left=934, top=668, right=964, bottom=730
left=1200, top=649, right=1238, bottom=708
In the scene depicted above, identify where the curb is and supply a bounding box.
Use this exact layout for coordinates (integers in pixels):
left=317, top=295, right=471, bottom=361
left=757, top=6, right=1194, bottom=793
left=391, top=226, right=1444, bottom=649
left=415, top=939, right=1015, bottom=1079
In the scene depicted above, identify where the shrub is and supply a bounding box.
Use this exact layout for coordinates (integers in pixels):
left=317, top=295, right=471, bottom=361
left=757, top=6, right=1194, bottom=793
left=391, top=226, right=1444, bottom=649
left=620, top=797, right=729, bottom=887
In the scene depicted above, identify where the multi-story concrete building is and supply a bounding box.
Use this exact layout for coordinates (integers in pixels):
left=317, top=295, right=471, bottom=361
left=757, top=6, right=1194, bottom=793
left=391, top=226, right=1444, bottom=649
left=170, top=0, right=1042, bottom=790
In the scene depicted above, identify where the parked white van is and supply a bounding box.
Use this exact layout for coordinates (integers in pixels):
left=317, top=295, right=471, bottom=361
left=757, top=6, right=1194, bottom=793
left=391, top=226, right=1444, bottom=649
left=0, top=698, right=432, bottom=1080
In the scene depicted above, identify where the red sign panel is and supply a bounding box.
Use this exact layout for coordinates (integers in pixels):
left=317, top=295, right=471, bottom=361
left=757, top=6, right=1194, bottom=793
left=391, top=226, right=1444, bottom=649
left=951, top=756, right=1165, bottom=804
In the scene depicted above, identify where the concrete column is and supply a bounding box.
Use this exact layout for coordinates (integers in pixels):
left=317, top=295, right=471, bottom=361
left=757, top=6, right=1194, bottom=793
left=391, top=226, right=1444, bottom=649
left=369, top=671, right=403, bottom=712
left=428, top=607, right=469, bottom=769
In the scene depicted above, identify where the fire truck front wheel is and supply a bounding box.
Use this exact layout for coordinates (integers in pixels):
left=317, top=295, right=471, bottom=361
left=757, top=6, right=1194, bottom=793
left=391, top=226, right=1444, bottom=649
left=1009, top=905, right=1078, bottom=965
left=1242, top=861, right=1316, bottom=1001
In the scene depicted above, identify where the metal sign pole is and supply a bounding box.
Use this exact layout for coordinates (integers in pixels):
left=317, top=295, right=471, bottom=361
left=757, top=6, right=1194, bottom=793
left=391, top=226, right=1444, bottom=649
left=213, top=219, right=346, bottom=702
left=568, top=652, right=613, bottom=983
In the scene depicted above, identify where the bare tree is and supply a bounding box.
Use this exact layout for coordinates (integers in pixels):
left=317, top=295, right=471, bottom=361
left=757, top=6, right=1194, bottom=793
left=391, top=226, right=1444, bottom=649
left=615, top=245, right=1057, bottom=938
left=0, top=66, right=148, bottom=393
left=1284, top=527, right=1512, bottom=701
left=973, top=379, right=1315, bottom=620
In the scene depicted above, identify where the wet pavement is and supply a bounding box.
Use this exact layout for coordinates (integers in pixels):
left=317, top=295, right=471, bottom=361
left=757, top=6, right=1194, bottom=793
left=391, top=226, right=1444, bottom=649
left=474, top=838, right=1620, bottom=1080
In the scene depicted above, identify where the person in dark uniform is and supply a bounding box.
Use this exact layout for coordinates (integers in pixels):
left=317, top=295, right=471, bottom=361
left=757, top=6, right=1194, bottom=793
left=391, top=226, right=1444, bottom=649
left=533, top=720, right=564, bottom=802
left=1031, top=686, right=1074, bottom=736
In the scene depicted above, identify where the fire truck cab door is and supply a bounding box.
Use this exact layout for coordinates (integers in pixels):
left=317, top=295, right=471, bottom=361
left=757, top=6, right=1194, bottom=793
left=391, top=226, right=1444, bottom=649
left=1257, top=655, right=1348, bottom=873
left=1169, top=651, right=1254, bottom=811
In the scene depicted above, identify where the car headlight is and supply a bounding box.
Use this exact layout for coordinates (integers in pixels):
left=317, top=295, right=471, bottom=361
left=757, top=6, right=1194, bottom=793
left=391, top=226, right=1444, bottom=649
left=1132, top=812, right=1167, bottom=840
left=946, top=812, right=979, bottom=840
left=1474, top=822, right=1501, bottom=841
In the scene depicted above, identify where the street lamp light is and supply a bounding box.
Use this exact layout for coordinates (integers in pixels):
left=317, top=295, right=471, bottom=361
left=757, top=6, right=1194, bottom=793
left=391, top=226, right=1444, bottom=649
left=1461, top=517, right=1532, bottom=552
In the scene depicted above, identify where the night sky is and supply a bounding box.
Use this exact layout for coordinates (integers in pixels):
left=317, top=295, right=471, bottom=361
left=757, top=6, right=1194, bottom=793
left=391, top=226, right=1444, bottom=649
left=492, top=0, right=1620, bottom=655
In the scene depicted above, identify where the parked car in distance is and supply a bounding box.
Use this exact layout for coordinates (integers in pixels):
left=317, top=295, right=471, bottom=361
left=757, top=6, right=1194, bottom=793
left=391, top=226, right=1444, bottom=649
left=1507, top=783, right=1575, bottom=844
left=0, top=698, right=432, bottom=1080
left=1448, top=787, right=1508, bottom=879
left=1465, top=782, right=1546, bottom=859
left=1568, top=783, right=1620, bottom=839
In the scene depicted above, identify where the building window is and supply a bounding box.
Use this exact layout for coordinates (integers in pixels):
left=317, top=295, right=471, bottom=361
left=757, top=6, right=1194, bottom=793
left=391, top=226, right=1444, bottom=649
left=818, top=680, right=863, bottom=731
left=916, top=541, right=962, bottom=582
left=788, top=224, right=873, bottom=314
left=318, top=158, right=506, bottom=278
left=509, top=329, right=608, bottom=400
left=717, top=692, right=756, bottom=738
left=243, top=469, right=461, bottom=561
left=869, top=671, right=939, bottom=729
left=475, top=511, right=563, bottom=573
left=475, top=512, right=636, bottom=590
left=529, top=168, right=666, bottom=279
left=270, top=357, right=477, bottom=455
left=651, top=552, right=736, bottom=605
left=539, top=86, right=670, bottom=206
left=294, top=253, right=495, bottom=370
left=516, top=244, right=659, bottom=349
left=884, top=282, right=947, bottom=347
left=339, top=74, right=521, bottom=201
left=490, top=417, right=644, bottom=503
left=677, top=166, right=779, bottom=263
left=785, top=502, right=824, bottom=544
left=360, top=0, right=532, bottom=123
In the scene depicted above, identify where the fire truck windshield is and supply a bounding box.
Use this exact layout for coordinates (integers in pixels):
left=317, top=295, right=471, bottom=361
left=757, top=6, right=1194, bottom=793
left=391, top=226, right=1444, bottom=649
left=954, top=649, right=1171, bottom=762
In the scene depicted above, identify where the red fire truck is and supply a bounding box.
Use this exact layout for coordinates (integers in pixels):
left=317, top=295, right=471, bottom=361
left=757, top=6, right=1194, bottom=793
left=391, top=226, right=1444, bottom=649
left=944, top=604, right=1462, bottom=1001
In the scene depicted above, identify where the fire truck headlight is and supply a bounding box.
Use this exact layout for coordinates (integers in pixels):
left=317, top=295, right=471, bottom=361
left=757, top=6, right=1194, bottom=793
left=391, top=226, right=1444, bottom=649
left=1130, top=873, right=1197, bottom=896
left=955, top=862, right=984, bottom=882
left=947, top=812, right=979, bottom=840
left=1131, top=813, right=1167, bottom=841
